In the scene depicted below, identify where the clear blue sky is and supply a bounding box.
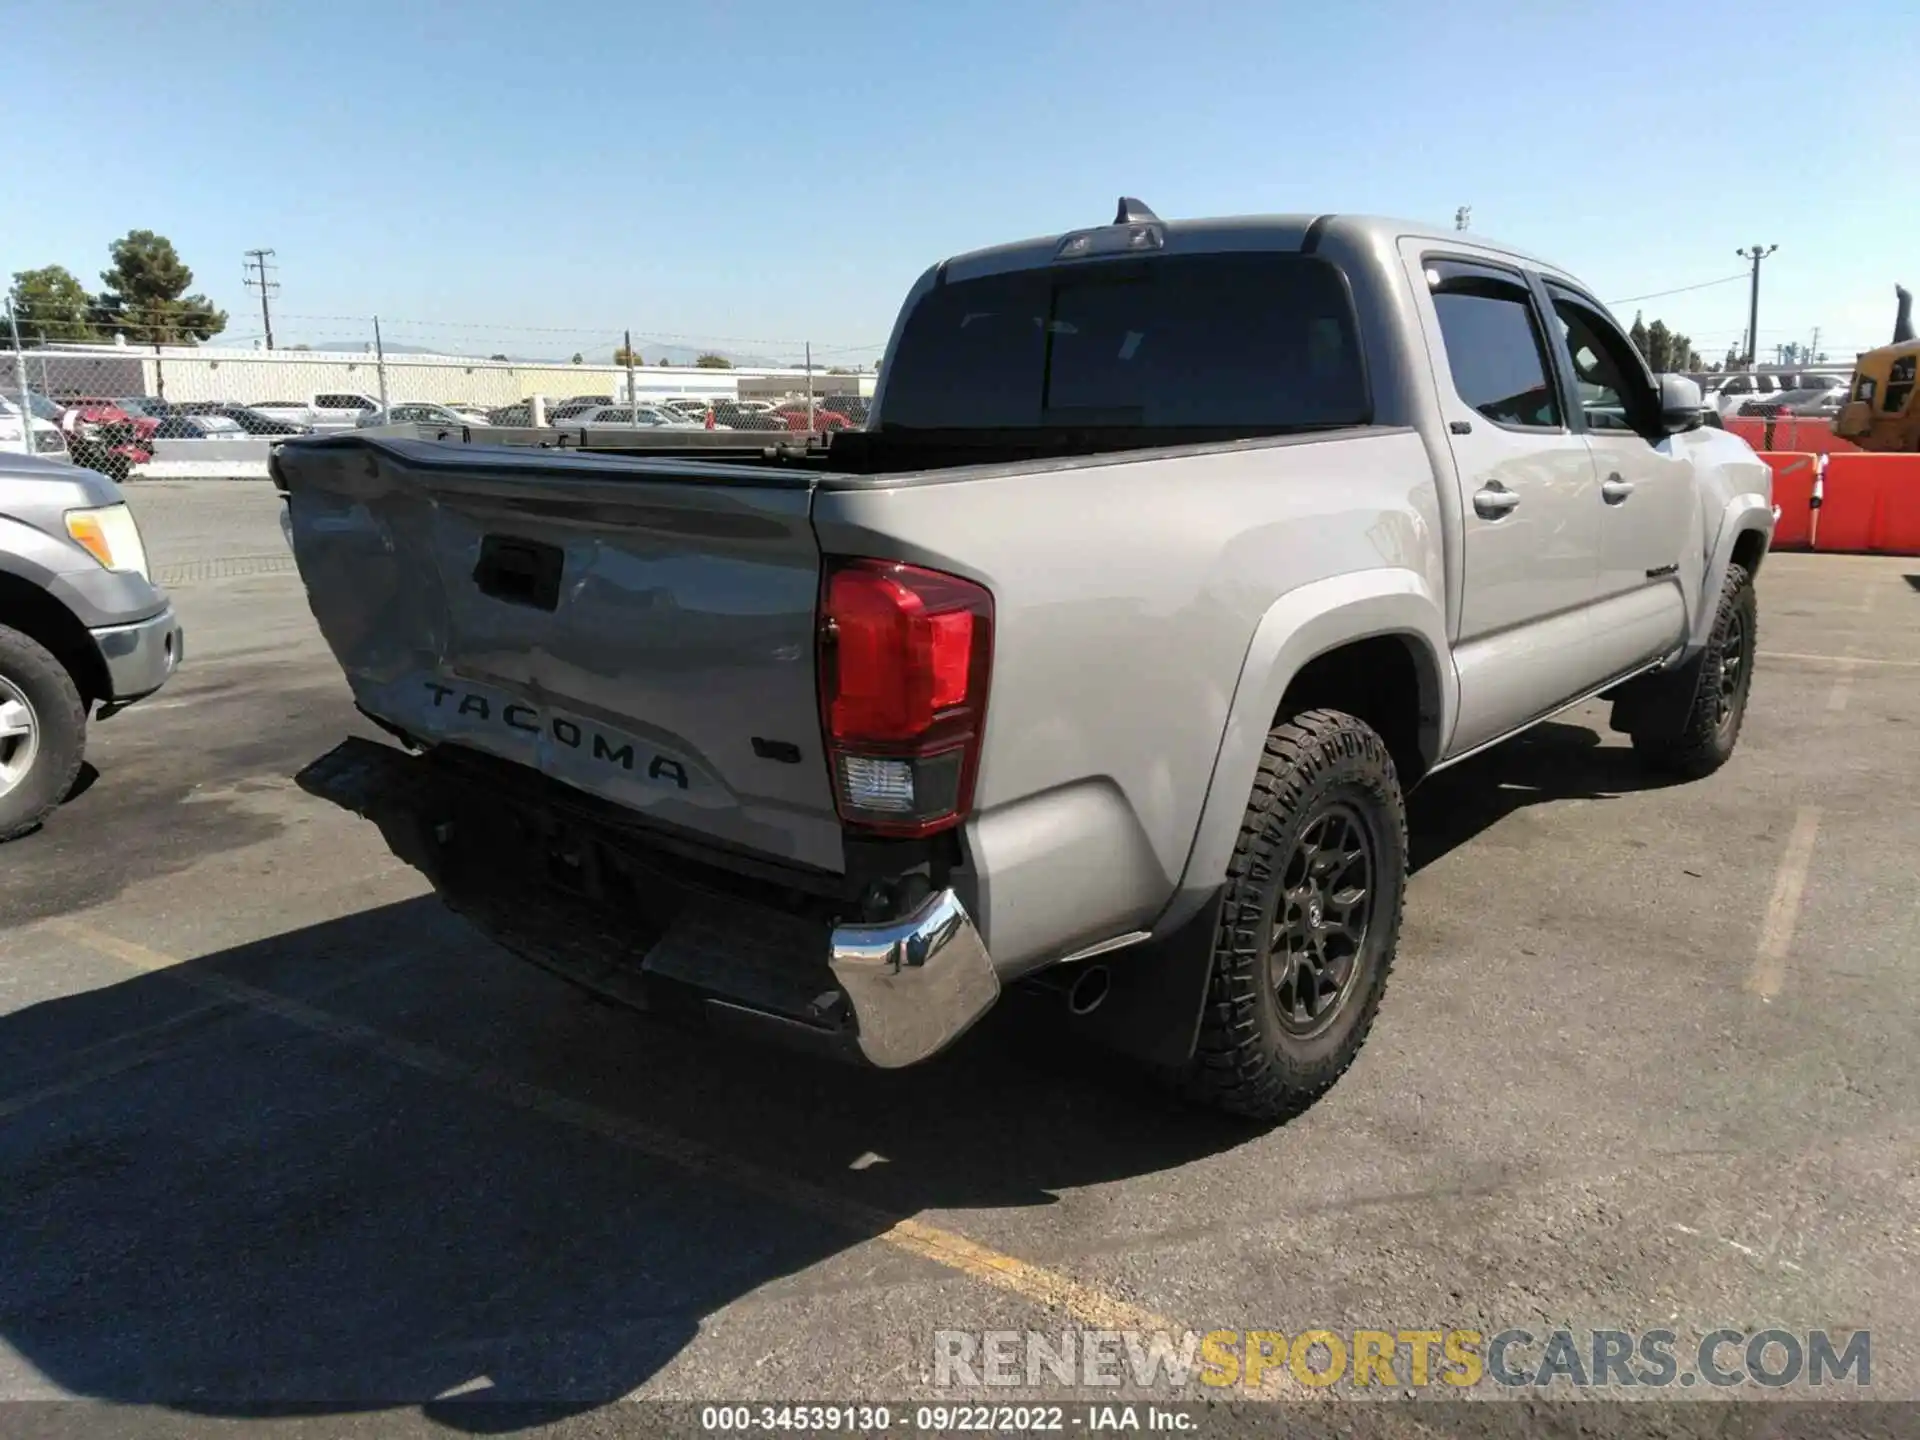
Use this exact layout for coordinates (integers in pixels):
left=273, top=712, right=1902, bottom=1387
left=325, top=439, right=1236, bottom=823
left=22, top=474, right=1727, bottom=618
left=6, top=0, right=1915, bottom=364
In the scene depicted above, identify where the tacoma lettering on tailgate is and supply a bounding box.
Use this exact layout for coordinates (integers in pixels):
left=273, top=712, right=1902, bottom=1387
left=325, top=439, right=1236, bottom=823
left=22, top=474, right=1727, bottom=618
left=423, top=681, right=690, bottom=789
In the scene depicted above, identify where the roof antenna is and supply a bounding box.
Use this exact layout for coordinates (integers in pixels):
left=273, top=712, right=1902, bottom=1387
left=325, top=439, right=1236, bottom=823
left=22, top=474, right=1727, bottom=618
left=1114, top=197, right=1160, bottom=225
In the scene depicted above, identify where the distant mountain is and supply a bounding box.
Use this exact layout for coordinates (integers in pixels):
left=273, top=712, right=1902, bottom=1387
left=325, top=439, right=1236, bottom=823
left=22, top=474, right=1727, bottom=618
left=304, top=341, right=446, bottom=356
left=297, top=339, right=796, bottom=368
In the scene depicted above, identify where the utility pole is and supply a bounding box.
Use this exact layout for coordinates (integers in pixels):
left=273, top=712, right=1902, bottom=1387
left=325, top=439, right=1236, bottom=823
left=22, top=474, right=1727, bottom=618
left=243, top=248, right=279, bottom=350
left=8, top=301, right=35, bottom=457
left=1454, top=206, right=1472, bottom=232
left=1735, top=244, right=1776, bottom=367
left=373, top=315, right=389, bottom=409
left=1810, top=326, right=1822, bottom=363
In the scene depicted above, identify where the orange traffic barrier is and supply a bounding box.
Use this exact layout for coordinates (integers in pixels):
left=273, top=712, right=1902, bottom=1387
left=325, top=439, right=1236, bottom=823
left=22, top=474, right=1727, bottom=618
left=1756, top=452, right=1817, bottom=549
left=1813, top=453, right=1920, bottom=555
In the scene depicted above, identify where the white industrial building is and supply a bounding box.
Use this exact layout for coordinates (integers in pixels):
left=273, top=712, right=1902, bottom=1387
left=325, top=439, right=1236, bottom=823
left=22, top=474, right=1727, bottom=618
left=2, top=338, right=875, bottom=411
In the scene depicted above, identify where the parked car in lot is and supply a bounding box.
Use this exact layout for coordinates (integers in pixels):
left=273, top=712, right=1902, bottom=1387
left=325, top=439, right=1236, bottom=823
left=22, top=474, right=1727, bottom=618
left=1737, top=387, right=1845, bottom=419
left=60, top=395, right=159, bottom=445
left=659, top=397, right=725, bottom=419
left=0, top=397, right=70, bottom=461
left=279, top=202, right=1773, bottom=1121
left=0, top=449, right=183, bottom=841
left=167, top=401, right=313, bottom=437
left=49, top=396, right=156, bottom=477
left=150, top=412, right=247, bottom=440
left=578, top=405, right=712, bottom=429
left=548, top=396, right=615, bottom=422
left=1710, top=373, right=1792, bottom=417
left=769, top=401, right=856, bottom=432
left=356, top=403, right=475, bottom=429
left=7, top=394, right=144, bottom=477
left=250, top=393, right=381, bottom=432
left=707, top=401, right=787, bottom=431
left=446, top=403, right=493, bottom=424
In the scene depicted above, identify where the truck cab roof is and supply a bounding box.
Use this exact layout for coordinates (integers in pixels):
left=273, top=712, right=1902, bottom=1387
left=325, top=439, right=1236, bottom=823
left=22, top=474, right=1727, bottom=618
left=934, top=208, right=1564, bottom=286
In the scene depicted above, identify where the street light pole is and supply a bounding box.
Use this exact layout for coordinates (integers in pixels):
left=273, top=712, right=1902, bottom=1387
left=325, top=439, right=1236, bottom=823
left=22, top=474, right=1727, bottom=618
left=1736, top=244, right=1777, bottom=367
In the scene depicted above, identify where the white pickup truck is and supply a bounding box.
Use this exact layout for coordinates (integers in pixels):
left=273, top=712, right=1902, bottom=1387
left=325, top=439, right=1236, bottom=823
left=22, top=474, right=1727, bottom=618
left=280, top=202, right=1773, bottom=1122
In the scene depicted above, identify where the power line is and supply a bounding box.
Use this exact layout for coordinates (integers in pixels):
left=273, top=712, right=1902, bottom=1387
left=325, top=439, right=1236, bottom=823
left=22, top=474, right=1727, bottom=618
left=1607, top=272, right=1748, bottom=306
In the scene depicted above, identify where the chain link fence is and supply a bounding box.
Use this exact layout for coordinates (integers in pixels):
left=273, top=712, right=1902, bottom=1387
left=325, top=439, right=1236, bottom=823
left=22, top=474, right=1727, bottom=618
left=3, top=305, right=881, bottom=478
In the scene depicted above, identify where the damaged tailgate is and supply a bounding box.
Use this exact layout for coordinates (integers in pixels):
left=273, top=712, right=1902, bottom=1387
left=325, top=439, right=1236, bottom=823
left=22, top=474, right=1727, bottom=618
left=276, top=435, right=845, bottom=873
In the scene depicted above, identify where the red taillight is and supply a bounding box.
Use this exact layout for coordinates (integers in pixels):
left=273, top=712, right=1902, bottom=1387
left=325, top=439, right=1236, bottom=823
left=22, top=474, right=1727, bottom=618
left=819, top=557, right=993, bottom=837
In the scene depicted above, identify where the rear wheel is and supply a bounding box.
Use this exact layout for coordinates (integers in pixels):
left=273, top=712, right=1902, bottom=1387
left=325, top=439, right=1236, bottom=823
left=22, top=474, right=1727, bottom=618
left=0, top=623, right=87, bottom=843
left=1178, top=709, right=1407, bottom=1123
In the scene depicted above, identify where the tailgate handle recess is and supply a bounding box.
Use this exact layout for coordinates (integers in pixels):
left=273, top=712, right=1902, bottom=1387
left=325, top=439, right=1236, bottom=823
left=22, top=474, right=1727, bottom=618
left=474, top=535, right=564, bottom=611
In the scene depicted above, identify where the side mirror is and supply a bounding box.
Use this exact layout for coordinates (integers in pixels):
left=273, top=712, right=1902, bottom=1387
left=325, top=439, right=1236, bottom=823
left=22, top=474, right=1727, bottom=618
left=1657, top=374, right=1705, bottom=434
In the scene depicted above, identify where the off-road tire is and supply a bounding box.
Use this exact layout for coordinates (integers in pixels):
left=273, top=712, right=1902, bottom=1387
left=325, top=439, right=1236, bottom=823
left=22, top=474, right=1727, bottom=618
left=1178, top=709, right=1408, bottom=1123
left=1631, top=563, right=1756, bottom=779
left=0, top=623, right=87, bottom=843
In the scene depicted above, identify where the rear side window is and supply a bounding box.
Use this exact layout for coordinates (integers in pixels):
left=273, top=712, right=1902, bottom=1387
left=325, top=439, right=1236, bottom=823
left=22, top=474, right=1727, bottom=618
left=879, top=253, right=1369, bottom=431
left=1430, top=278, right=1562, bottom=429
left=316, top=394, right=373, bottom=410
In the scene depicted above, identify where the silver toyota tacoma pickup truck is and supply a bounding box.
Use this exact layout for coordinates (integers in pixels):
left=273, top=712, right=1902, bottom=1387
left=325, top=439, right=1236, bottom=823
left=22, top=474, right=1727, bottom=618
left=280, top=203, right=1773, bottom=1121
left=0, top=450, right=184, bottom=841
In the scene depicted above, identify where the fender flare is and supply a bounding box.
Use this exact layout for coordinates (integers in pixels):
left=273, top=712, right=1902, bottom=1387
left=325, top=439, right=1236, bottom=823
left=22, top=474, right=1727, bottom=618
left=1691, top=491, right=1773, bottom=652
left=1170, top=568, right=1452, bottom=914
left=0, top=515, right=82, bottom=591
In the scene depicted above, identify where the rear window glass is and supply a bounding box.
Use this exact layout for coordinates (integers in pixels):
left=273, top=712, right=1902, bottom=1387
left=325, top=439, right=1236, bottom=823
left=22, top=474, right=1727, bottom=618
left=879, top=253, right=1369, bottom=430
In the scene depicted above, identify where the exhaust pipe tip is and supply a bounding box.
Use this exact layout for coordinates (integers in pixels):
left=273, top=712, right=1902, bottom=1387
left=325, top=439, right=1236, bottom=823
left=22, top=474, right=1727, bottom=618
left=1066, top=964, right=1112, bottom=1017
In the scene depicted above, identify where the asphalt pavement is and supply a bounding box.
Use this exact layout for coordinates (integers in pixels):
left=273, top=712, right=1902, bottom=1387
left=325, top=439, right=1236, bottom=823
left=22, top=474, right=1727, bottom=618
left=1, top=481, right=1916, bottom=1437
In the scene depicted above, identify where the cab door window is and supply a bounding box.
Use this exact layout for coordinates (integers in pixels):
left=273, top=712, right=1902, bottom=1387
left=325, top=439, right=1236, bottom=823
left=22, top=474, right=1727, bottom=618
left=1545, top=288, right=1656, bottom=435
left=1428, top=271, right=1563, bottom=430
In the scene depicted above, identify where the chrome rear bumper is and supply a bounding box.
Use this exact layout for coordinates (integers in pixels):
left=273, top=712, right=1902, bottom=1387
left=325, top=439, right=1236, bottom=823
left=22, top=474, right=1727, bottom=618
left=294, top=737, right=1002, bottom=1070
left=829, top=889, right=1001, bottom=1068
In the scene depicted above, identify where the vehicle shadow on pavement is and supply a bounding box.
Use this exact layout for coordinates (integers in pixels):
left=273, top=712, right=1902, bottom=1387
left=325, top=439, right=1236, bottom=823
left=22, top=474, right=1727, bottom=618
left=0, top=895, right=1252, bottom=1428
left=1406, top=720, right=1684, bottom=873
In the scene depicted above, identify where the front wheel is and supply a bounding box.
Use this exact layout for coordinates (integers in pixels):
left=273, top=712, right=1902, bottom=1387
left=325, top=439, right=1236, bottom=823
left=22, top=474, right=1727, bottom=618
left=0, top=623, right=87, bottom=843
left=1178, top=709, right=1407, bottom=1123
left=1631, top=563, right=1757, bottom=779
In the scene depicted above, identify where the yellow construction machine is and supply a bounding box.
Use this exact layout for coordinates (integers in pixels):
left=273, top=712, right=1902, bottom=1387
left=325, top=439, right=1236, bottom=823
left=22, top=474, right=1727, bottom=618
left=1835, top=285, right=1920, bottom=451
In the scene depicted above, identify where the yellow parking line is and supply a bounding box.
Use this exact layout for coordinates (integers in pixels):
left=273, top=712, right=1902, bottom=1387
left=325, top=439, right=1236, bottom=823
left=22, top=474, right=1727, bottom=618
left=1758, top=651, right=1920, bottom=668
left=40, top=917, right=1180, bottom=1334
left=1749, top=808, right=1821, bottom=1002
left=1826, top=656, right=1858, bottom=712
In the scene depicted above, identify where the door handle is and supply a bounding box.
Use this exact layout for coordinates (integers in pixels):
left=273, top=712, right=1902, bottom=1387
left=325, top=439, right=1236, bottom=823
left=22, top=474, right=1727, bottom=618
left=1473, top=483, right=1521, bottom=519
left=1601, top=475, right=1636, bottom=504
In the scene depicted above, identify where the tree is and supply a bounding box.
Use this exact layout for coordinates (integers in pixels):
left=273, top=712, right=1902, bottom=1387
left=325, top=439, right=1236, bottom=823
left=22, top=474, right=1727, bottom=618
left=8, top=266, right=100, bottom=343
left=1722, top=344, right=1744, bottom=370
left=1645, top=319, right=1672, bottom=372
left=612, top=345, right=641, bottom=366
left=1628, top=314, right=1699, bottom=373
left=656, top=357, right=671, bottom=367
left=95, top=229, right=226, bottom=344
left=694, top=353, right=733, bottom=369
left=489, top=353, right=509, bottom=361
left=570, top=352, right=584, bottom=364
